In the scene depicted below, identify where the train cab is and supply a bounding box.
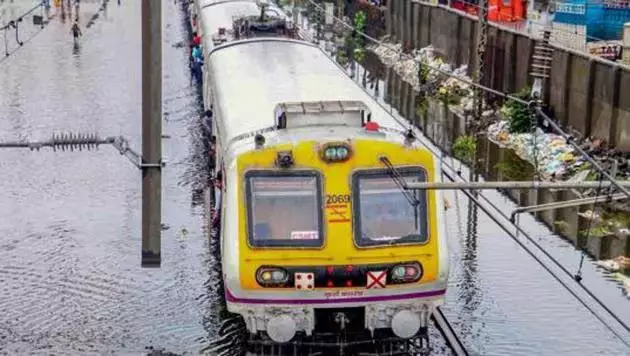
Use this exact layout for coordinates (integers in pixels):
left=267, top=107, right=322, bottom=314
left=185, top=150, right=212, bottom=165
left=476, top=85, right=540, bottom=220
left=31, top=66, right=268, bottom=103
left=218, top=100, right=448, bottom=344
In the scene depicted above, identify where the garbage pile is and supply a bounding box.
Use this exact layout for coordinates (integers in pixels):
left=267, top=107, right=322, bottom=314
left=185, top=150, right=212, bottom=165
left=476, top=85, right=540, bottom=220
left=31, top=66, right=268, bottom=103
left=368, top=42, right=450, bottom=90
left=487, top=119, right=630, bottom=180
left=368, top=41, right=493, bottom=115
left=486, top=120, right=582, bottom=177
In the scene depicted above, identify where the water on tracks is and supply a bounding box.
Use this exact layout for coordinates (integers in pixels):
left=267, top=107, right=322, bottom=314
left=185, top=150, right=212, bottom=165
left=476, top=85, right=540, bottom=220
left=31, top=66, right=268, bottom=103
left=0, top=1, right=629, bottom=355
left=0, top=1, right=218, bottom=354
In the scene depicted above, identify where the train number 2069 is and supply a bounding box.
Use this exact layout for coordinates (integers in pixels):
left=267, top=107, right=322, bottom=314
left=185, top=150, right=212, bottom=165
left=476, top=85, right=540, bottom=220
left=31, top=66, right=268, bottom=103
left=326, top=194, right=351, bottom=204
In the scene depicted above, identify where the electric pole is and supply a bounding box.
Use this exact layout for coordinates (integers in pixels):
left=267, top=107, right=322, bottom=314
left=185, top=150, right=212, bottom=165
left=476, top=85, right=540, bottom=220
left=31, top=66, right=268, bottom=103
left=472, top=0, right=488, bottom=124
left=466, top=0, right=489, bottom=242
left=141, top=0, right=162, bottom=268
left=469, top=0, right=489, bottom=185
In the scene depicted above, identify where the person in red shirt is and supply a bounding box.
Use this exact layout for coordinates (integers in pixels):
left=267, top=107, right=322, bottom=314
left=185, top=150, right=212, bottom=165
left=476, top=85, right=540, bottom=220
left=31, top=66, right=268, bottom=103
left=192, top=32, right=201, bottom=47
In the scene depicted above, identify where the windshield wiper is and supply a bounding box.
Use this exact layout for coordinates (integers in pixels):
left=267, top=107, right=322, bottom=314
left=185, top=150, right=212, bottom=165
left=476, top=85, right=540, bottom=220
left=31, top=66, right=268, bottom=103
left=379, top=156, right=420, bottom=207
left=379, top=156, right=422, bottom=231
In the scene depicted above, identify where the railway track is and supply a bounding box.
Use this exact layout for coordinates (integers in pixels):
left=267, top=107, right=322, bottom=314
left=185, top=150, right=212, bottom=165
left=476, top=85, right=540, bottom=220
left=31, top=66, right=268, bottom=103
left=187, top=4, right=469, bottom=356
left=239, top=309, right=469, bottom=356
left=431, top=308, right=468, bottom=356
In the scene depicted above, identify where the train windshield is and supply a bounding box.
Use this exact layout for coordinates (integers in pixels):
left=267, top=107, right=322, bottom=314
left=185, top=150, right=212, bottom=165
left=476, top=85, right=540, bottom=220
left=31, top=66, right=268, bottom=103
left=246, top=171, right=323, bottom=247
left=352, top=168, right=428, bottom=247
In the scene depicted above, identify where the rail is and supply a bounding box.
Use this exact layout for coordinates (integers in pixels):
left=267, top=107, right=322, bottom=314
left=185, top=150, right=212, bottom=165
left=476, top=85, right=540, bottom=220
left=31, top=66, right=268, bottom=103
left=432, top=307, right=469, bottom=356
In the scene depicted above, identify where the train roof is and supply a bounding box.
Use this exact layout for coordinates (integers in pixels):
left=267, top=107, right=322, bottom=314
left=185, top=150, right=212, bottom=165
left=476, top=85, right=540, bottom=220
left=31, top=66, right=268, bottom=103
left=198, top=0, right=287, bottom=52
left=207, top=39, right=411, bottom=148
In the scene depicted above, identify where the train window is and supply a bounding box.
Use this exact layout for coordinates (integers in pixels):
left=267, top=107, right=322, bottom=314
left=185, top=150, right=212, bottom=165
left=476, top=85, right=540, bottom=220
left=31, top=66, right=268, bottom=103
left=245, top=170, right=323, bottom=248
left=352, top=168, right=428, bottom=247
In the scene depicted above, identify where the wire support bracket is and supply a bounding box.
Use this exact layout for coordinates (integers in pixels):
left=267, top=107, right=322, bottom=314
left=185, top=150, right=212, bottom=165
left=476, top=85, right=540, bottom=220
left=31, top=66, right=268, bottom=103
left=301, top=0, right=630, bottom=201
left=0, top=132, right=166, bottom=171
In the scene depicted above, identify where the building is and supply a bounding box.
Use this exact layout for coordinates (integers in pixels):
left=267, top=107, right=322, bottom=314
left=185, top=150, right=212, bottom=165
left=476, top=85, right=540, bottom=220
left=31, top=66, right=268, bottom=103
left=553, top=0, right=630, bottom=42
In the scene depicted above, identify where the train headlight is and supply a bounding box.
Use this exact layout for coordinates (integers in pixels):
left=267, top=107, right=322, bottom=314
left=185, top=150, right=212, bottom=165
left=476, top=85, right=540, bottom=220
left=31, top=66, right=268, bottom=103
left=320, top=143, right=352, bottom=163
left=390, top=262, right=422, bottom=283
left=256, top=267, right=289, bottom=286
left=391, top=310, right=420, bottom=339
left=393, top=266, right=406, bottom=278
left=267, top=315, right=296, bottom=343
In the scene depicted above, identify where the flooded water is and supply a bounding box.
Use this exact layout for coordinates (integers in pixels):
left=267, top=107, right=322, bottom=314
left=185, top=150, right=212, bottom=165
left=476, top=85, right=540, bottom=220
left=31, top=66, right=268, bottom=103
left=0, top=1, right=217, bottom=354
left=0, top=0, right=629, bottom=355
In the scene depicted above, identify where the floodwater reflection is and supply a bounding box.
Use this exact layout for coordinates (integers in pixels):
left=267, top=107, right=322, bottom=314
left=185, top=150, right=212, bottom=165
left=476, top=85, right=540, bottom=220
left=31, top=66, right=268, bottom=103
left=0, top=1, right=214, bottom=354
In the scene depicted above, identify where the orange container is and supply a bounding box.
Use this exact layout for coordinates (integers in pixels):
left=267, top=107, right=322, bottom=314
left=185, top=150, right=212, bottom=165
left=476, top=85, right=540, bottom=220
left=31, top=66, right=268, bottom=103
left=488, top=0, right=526, bottom=23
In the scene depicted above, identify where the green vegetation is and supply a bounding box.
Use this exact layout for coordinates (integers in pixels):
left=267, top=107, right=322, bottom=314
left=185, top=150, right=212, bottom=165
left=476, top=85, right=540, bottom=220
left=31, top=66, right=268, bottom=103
left=603, top=210, right=630, bottom=227
left=501, top=87, right=533, bottom=134
left=494, top=150, right=534, bottom=181
left=579, top=225, right=614, bottom=238
left=553, top=220, right=570, bottom=235
left=452, top=135, right=477, bottom=164
left=577, top=209, right=630, bottom=239
left=416, top=95, right=428, bottom=120
left=434, top=83, right=469, bottom=106
left=418, top=59, right=430, bottom=85
left=352, top=11, right=367, bottom=63
left=336, top=48, right=348, bottom=66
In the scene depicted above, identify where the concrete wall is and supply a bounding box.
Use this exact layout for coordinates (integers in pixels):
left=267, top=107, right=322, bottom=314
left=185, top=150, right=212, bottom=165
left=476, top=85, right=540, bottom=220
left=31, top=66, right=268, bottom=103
left=361, top=44, right=630, bottom=260
left=387, top=0, right=630, bottom=150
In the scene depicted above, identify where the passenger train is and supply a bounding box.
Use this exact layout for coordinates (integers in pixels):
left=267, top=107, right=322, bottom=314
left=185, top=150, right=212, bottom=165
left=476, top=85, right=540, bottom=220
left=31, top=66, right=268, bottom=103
left=192, top=0, right=449, bottom=353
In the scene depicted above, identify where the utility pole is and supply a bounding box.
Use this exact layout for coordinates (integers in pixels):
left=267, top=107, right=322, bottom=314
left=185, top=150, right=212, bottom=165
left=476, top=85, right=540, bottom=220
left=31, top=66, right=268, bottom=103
left=141, top=0, right=162, bottom=268
left=466, top=0, right=489, bottom=258
left=469, top=0, right=488, bottom=184
left=472, top=0, right=488, bottom=125
left=315, top=1, right=322, bottom=44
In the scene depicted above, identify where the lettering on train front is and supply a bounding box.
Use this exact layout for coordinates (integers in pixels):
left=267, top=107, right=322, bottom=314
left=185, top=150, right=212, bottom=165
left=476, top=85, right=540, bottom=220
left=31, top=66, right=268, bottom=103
left=325, top=194, right=351, bottom=205
left=326, top=194, right=351, bottom=224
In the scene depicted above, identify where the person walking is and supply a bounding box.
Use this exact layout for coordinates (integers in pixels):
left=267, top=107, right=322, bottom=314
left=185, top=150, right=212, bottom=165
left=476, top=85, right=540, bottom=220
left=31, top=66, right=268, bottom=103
left=70, top=21, right=81, bottom=41
left=190, top=44, right=203, bottom=84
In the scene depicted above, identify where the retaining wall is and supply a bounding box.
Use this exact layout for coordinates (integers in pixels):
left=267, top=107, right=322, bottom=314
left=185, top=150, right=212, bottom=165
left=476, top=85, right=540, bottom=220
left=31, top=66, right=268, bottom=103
left=380, top=62, right=630, bottom=260
left=386, top=0, right=630, bottom=150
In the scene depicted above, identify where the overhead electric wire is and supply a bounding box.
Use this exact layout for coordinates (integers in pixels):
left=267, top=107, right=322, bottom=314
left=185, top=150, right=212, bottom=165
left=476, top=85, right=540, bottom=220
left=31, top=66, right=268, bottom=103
left=356, top=48, right=630, bottom=346
left=441, top=169, right=630, bottom=347
left=303, top=0, right=630, bottom=199
left=299, top=0, right=630, bottom=343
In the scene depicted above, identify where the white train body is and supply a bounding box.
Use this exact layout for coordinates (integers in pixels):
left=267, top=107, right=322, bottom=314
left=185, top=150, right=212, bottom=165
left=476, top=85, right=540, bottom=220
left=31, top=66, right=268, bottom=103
left=196, top=0, right=449, bottom=344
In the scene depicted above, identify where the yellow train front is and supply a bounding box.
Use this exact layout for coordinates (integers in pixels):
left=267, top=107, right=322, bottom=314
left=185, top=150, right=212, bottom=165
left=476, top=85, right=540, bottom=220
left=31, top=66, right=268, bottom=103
left=220, top=101, right=448, bottom=347
left=198, top=2, right=449, bottom=349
